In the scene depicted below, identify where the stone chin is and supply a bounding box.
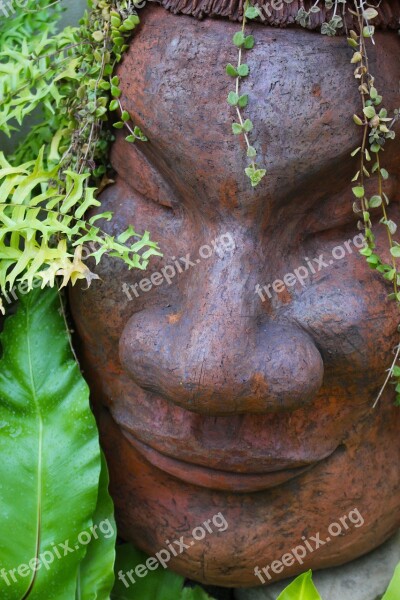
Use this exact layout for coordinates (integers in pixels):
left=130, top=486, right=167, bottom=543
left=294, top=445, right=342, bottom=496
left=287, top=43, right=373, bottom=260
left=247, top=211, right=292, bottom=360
left=94, top=401, right=400, bottom=587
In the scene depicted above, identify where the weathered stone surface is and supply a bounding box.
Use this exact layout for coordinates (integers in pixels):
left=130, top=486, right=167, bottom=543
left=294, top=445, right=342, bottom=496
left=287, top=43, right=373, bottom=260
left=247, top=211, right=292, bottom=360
left=70, top=5, right=400, bottom=587
left=234, top=531, right=400, bottom=600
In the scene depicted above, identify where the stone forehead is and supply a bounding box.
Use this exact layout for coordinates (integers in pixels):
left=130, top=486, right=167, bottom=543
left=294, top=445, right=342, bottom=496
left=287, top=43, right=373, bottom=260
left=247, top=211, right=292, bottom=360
left=150, top=0, right=400, bottom=30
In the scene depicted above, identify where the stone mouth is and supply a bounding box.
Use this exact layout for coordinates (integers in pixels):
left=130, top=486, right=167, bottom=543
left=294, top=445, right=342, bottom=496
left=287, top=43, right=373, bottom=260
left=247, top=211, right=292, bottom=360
left=122, top=429, right=339, bottom=492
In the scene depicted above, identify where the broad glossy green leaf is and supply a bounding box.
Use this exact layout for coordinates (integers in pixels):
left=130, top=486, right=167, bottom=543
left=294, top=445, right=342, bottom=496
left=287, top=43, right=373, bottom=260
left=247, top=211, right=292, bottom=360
left=382, top=563, right=400, bottom=600
left=111, top=544, right=216, bottom=600
left=76, top=452, right=116, bottom=599
left=111, top=544, right=183, bottom=600
left=0, top=287, right=101, bottom=599
left=276, top=570, right=322, bottom=600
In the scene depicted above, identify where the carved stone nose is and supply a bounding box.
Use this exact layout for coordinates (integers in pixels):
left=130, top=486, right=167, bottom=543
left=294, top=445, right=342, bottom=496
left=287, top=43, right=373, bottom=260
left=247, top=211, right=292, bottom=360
left=119, top=308, right=324, bottom=415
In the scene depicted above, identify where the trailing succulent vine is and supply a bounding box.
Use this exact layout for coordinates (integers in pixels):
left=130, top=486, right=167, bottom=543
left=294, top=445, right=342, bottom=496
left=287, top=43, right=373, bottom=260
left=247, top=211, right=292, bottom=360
left=296, top=0, right=345, bottom=34
left=347, top=3, right=400, bottom=406
left=226, top=0, right=345, bottom=186
left=305, top=1, right=400, bottom=406
left=311, top=1, right=400, bottom=407
left=0, top=0, right=161, bottom=314
left=226, top=0, right=266, bottom=187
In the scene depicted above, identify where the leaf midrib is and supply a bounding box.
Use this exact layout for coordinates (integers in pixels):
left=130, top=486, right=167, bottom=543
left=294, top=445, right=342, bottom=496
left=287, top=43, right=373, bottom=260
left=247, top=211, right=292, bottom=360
left=20, top=308, right=43, bottom=600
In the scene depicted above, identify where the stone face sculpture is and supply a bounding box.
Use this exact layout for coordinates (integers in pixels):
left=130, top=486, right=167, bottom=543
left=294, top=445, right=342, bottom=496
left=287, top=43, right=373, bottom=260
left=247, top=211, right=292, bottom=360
left=70, top=1, right=400, bottom=587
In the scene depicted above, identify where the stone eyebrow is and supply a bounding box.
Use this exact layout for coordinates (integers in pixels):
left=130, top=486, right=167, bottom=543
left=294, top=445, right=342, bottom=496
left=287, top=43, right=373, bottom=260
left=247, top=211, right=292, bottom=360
left=151, top=0, right=400, bottom=30
left=111, top=134, right=179, bottom=207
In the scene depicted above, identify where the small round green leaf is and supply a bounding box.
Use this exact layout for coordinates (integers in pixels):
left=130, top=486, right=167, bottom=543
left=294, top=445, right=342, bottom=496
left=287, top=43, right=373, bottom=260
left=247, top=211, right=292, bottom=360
left=227, top=91, right=239, bottom=106
left=390, top=246, right=400, bottom=258
left=363, top=106, right=376, bottom=119
left=369, top=195, right=382, bottom=208
left=92, top=30, right=104, bottom=42
left=238, top=64, right=250, bottom=77
left=369, top=86, right=378, bottom=99
left=243, top=118, right=253, bottom=132
left=244, top=35, right=255, bottom=49
left=363, top=7, right=378, bottom=20
left=233, top=32, right=245, bottom=47
left=352, top=186, right=365, bottom=198
left=245, top=6, right=260, bottom=19
left=226, top=63, right=238, bottom=77
left=111, top=15, right=121, bottom=27
left=363, top=25, right=375, bottom=37
left=238, top=94, right=249, bottom=108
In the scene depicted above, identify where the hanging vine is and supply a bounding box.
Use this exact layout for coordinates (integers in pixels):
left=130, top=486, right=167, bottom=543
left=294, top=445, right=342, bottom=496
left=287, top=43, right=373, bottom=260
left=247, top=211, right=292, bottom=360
left=348, top=2, right=400, bottom=406
left=226, top=0, right=266, bottom=187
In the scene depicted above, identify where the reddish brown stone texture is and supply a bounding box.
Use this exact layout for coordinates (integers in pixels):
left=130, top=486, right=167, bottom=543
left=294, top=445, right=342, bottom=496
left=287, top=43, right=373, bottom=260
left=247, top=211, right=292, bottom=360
left=70, top=7, right=400, bottom=586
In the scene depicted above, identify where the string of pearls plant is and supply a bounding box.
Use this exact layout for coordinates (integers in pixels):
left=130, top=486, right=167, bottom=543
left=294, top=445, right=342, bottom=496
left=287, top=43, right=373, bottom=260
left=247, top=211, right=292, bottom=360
left=348, top=2, right=400, bottom=406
